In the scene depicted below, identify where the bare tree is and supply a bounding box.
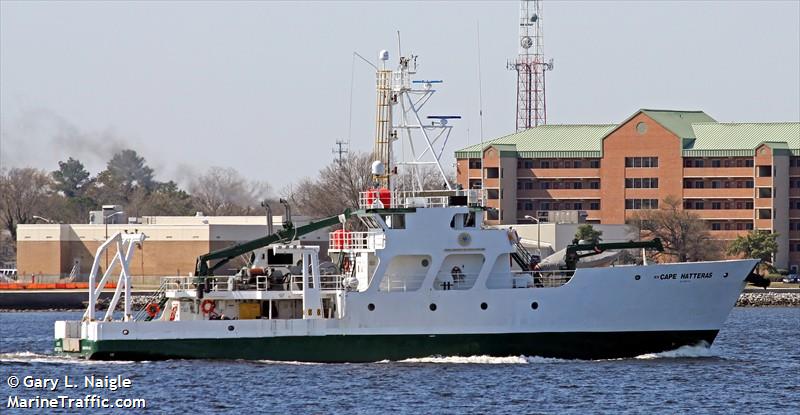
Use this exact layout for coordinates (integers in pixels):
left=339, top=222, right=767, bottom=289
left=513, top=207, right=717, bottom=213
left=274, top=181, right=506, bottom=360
left=189, top=166, right=272, bottom=216
left=394, top=164, right=453, bottom=192
left=0, top=168, right=54, bottom=241
left=627, top=195, right=721, bottom=262
left=287, top=152, right=373, bottom=218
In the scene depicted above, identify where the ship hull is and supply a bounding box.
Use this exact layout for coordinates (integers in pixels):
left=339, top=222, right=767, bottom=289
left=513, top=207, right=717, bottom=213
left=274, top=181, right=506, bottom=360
left=61, top=329, right=718, bottom=362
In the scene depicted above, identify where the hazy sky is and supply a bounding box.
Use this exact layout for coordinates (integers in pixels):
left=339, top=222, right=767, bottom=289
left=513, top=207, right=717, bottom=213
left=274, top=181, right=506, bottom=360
left=2, top=1, right=799, bottom=192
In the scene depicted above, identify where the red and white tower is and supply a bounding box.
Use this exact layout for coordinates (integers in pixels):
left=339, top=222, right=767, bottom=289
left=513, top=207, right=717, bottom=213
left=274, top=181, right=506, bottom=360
left=508, top=0, right=553, bottom=131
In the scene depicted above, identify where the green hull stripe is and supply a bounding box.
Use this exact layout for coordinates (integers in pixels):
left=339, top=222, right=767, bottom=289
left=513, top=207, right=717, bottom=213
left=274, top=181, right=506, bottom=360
left=63, top=330, right=718, bottom=362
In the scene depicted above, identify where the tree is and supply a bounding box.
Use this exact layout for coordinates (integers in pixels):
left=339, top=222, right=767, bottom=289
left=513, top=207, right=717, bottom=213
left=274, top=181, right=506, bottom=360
left=141, top=181, right=195, bottom=216
left=287, top=152, right=373, bottom=217
left=96, top=149, right=155, bottom=204
left=727, top=231, right=779, bottom=273
left=52, top=157, right=93, bottom=198
left=575, top=224, right=603, bottom=244
left=627, top=195, right=720, bottom=262
left=394, top=164, right=453, bottom=192
left=189, top=166, right=271, bottom=216
left=0, top=168, right=54, bottom=241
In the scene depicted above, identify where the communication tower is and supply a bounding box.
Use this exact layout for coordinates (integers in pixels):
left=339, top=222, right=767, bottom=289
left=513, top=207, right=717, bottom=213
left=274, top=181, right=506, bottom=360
left=508, top=0, right=553, bottom=131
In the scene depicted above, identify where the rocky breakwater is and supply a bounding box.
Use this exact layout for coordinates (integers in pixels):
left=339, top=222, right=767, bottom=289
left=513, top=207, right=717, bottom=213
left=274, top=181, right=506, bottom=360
left=737, top=290, right=800, bottom=307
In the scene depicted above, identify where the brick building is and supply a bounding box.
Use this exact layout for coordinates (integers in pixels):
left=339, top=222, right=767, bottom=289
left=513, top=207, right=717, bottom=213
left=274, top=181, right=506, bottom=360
left=455, top=109, right=800, bottom=271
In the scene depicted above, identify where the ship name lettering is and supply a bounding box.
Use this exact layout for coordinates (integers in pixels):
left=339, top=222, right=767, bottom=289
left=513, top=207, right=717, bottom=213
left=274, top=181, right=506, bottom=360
left=680, top=272, right=713, bottom=279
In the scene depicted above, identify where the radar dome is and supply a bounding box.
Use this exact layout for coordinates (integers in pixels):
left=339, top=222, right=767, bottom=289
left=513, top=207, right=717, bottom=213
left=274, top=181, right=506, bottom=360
left=371, top=160, right=385, bottom=176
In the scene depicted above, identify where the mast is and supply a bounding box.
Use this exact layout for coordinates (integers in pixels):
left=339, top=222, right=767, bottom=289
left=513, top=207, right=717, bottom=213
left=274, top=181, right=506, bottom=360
left=371, top=50, right=457, bottom=192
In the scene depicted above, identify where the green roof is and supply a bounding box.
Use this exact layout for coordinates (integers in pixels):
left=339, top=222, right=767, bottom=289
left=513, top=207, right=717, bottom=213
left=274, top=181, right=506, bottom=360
left=454, top=109, right=799, bottom=159
left=640, top=109, right=716, bottom=140
left=685, top=123, right=800, bottom=156
left=454, top=124, right=616, bottom=158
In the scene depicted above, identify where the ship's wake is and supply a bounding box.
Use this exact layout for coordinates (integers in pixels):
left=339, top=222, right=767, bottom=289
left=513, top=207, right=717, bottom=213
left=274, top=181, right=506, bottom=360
left=384, top=342, right=717, bottom=364
left=634, top=341, right=716, bottom=360
left=0, top=351, right=135, bottom=365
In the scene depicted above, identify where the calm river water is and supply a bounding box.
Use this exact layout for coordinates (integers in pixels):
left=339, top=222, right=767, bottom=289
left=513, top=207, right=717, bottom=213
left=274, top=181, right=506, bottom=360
left=1, top=308, right=798, bottom=414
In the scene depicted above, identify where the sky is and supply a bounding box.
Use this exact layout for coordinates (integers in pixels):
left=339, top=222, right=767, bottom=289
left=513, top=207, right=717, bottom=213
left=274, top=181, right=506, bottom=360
left=1, top=0, right=799, bottom=193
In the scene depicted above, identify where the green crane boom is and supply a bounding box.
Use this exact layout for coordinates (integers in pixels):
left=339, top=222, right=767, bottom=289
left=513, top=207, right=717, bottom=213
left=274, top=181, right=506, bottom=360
left=194, top=209, right=351, bottom=277
left=563, top=238, right=664, bottom=271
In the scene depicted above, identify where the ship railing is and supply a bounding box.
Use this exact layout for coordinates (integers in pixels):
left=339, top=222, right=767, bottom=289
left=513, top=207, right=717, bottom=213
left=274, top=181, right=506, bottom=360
left=328, top=231, right=385, bottom=252
left=378, top=273, right=427, bottom=292
left=287, top=274, right=344, bottom=292
left=162, top=276, right=235, bottom=292
left=162, top=276, right=194, bottom=291
left=358, top=190, right=485, bottom=209
left=432, top=273, right=480, bottom=291
left=511, top=270, right=573, bottom=288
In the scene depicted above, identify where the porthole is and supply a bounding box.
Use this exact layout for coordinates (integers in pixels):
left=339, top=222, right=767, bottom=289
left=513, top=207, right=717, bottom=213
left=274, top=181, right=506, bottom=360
left=368, top=303, right=375, bottom=311
left=227, top=325, right=235, bottom=331
left=634, top=274, right=641, bottom=281
left=429, top=303, right=437, bottom=311
left=122, top=329, right=129, bottom=336
left=531, top=302, right=539, bottom=310
left=421, top=259, right=430, bottom=267
left=480, top=302, right=488, bottom=310
left=723, top=272, right=728, bottom=278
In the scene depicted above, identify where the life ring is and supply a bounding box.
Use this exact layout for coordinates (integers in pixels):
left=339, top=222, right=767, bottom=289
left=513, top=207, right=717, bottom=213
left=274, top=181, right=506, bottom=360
left=201, top=299, right=216, bottom=314
left=145, top=303, right=161, bottom=318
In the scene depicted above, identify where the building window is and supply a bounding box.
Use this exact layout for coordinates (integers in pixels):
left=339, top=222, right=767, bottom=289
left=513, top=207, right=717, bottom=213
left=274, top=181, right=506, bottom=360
left=590, top=181, right=600, bottom=189
left=757, top=166, right=772, bottom=177
left=541, top=202, right=550, bottom=210
left=525, top=181, right=534, bottom=190
left=745, top=181, right=754, bottom=188
left=711, top=223, right=721, bottom=231
left=625, top=178, right=659, bottom=189
left=590, top=160, right=600, bottom=168
left=712, top=160, right=722, bottom=168
left=746, top=223, right=754, bottom=230
left=469, top=159, right=482, bottom=169
left=525, top=202, right=533, bottom=211
left=573, top=182, right=583, bottom=189
left=524, top=160, right=533, bottom=168
left=541, top=182, right=551, bottom=189
left=486, top=168, right=499, bottom=178
left=590, top=202, right=600, bottom=210
left=758, top=209, right=772, bottom=220
left=758, top=188, right=773, bottom=198
left=636, top=122, right=648, bottom=135
left=625, top=199, right=659, bottom=210
left=574, top=202, right=583, bottom=210
left=712, top=202, right=722, bottom=210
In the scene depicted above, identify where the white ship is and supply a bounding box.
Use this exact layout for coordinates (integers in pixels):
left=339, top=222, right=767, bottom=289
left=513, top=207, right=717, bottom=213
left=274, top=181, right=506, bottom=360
left=54, top=50, right=766, bottom=361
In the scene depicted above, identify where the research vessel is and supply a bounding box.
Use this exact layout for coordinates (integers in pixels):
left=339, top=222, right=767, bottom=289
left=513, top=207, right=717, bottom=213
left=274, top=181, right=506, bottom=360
left=54, top=50, right=766, bottom=361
